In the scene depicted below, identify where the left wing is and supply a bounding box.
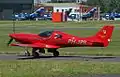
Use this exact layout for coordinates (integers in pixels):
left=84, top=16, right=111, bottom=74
left=10, top=43, right=60, bottom=48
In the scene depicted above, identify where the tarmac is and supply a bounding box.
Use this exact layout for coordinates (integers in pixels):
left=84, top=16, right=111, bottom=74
left=0, top=54, right=119, bottom=62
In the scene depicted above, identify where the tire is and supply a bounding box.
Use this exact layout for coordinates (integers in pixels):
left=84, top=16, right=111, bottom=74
left=53, top=51, right=59, bottom=57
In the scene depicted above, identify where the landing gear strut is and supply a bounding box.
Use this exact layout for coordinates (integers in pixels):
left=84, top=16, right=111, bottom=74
left=24, top=47, right=30, bottom=56
left=25, top=50, right=30, bottom=56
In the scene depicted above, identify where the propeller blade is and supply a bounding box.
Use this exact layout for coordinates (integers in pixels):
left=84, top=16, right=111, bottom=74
left=7, top=38, right=13, bottom=46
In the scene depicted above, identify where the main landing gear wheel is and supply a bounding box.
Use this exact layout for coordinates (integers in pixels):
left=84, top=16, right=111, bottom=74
left=47, top=49, right=60, bottom=57
left=53, top=51, right=59, bottom=57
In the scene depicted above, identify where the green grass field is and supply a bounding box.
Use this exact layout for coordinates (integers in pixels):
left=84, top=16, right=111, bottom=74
left=0, top=20, right=120, bottom=77
left=1, top=60, right=120, bottom=77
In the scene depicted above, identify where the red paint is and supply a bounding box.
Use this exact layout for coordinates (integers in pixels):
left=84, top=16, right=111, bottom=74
left=9, top=25, right=114, bottom=48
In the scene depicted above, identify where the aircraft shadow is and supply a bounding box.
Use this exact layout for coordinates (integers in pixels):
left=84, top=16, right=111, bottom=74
left=17, top=55, right=116, bottom=60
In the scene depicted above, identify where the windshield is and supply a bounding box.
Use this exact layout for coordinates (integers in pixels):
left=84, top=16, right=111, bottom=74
left=38, top=31, right=53, bottom=37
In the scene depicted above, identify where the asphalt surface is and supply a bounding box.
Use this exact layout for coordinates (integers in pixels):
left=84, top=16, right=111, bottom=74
left=0, top=54, right=120, bottom=62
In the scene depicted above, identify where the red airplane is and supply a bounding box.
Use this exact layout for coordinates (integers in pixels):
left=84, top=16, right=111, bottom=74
left=8, top=25, right=114, bottom=57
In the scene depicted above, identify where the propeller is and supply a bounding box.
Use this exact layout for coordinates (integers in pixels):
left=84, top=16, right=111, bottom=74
left=7, top=38, right=13, bottom=46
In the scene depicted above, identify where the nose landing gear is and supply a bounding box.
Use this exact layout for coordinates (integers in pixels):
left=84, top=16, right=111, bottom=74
left=24, top=50, right=30, bottom=56
left=24, top=47, right=30, bottom=56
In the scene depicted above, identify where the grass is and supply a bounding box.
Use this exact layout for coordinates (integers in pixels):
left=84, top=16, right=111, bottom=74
left=0, top=20, right=120, bottom=76
left=1, top=60, right=120, bottom=77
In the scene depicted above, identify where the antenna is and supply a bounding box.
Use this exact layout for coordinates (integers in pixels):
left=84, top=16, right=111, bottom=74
left=12, top=11, right=15, bottom=33
left=13, top=18, right=15, bottom=33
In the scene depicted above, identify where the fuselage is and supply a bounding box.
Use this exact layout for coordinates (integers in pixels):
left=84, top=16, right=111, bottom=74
left=9, top=30, right=104, bottom=48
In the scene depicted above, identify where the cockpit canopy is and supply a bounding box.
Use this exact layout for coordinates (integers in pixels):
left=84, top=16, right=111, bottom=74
left=38, top=30, right=53, bottom=37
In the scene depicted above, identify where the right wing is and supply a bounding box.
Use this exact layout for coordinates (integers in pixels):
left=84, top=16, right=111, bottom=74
left=10, top=43, right=60, bottom=48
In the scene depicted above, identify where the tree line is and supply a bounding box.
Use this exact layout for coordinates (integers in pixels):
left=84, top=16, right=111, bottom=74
left=86, top=0, right=120, bottom=13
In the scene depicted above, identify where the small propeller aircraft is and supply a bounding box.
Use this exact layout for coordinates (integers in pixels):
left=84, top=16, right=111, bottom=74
left=7, top=25, right=114, bottom=57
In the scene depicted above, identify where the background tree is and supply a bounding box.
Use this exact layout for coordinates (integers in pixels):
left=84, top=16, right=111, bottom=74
left=86, top=0, right=120, bottom=13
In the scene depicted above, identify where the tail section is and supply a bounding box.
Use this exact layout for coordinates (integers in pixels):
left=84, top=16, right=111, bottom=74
left=94, top=25, right=114, bottom=47
left=35, top=7, right=45, bottom=13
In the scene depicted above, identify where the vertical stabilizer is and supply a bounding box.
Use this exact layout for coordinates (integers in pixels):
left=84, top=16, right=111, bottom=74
left=95, top=25, right=114, bottom=46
